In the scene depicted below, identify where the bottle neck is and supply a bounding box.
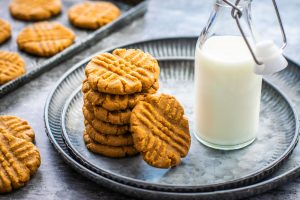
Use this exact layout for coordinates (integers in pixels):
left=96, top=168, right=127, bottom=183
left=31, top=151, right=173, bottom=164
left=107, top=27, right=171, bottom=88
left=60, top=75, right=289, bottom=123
left=198, top=0, right=255, bottom=48
left=215, top=0, right=252, bottom=7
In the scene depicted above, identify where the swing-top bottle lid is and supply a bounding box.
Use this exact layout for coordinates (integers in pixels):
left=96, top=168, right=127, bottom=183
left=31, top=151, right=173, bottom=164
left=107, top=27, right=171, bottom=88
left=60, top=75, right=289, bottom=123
left=222, top=0, right=288, bottom=75
left=254, top=40, right=288, bottom=75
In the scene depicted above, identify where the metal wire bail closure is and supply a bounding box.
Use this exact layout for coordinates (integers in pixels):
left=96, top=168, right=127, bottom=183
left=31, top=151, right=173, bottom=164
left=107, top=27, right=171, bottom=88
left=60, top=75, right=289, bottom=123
left=222, top=0, right=287, bottom=65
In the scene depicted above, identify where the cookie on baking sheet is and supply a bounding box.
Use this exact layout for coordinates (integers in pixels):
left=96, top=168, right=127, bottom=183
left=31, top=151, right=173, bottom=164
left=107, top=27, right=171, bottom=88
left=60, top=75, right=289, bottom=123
left=85, top=49, right=160, bottom=95
left=0, top=51, right=25, bottom=85
left=0, top=19, right=11, bottom=44
left=0, top=128, right=41, bottom=193
left=83, top=107, right=129, bottom=135
left=83, top=79, right=159, bottom=111
left=68, top=1, right=121, bottom=30
left=9, top=0, right=62, bottom=21
left=85, top=123, right=133, bottom=146
left=0, top=115, right=35, bottom=142
left=83, top=132, right=138, bottom=158
left=84, top=96, right=131, bottom=125
left=17, top=22, right=75, bottom=57
left=130, top=93, right=191, bottom=168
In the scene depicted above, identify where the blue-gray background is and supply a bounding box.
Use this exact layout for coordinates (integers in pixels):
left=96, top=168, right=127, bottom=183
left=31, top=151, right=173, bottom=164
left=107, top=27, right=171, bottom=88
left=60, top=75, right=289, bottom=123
left=0, top=0, right=299, bottom=199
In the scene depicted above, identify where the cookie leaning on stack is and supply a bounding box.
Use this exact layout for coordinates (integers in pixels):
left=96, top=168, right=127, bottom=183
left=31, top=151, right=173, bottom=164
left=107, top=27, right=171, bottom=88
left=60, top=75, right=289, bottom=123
left=130, top=93, right=191, bottom=168
left=82, top=48, right=160, bottom=158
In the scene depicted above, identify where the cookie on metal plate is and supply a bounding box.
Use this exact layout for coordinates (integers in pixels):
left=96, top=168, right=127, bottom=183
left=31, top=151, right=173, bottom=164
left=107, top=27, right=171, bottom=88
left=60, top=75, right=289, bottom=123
left=0, top=115, right=35, bottom=142
left=84, top=96, right=131, bottom=125
left=83, top=107, right=129, bottom=135
left=130, top=93, right=191, bottom=168
left=83, top=132, right=138, bottom=158
left=85, top=123, right=133, bottom=146
left=9, top=0, right=62, bottom=21
left=68, top=1, right=121, bottom=29
left=0, top=128, right=41, bottom=193
left=0, top=19, right=11, bottom=44
left=85, top=49, right=160, bottom=94
left=0, top=51, right=25, bottom=85
left=17, top=22, right=75, bottom=57
left=83, top=79, right=159, bottom=111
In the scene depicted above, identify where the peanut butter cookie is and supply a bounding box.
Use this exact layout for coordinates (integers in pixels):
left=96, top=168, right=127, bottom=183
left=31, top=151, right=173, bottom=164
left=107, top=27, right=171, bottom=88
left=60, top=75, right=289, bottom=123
left=85, top=49, right=160, bottom=95
left=68, top=1, right=121, bottom=30
left=0, top=128, right=41, bottom=193
left=85, top=124, right=133, bottom=146
left=83, top=107, right=129, bottom=135
left=83, top=132, right=138, bottom=158
left=130, top=94, right=191, bottom=168
left=17, top=22, right=75, bottom=57
left=0, top=115, right=35, bottom=142
left=0, top=51, right=25, bottom=85
left=82, top=79, right=159, bottom=111
left=84, top=96, right=131, bottom=125
left=0, top=19, right=11, bottom=44
left=9, top=0, right=62, bottom=21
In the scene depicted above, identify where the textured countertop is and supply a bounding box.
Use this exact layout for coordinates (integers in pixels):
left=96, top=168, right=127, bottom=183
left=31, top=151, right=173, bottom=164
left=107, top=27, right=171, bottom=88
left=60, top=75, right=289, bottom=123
left=1, top=0, right=300, bottom=199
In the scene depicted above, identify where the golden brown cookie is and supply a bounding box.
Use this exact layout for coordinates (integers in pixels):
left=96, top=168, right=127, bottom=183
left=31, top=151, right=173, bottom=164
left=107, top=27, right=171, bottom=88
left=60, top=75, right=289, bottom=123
left=68, top=1, right=121, bottom=30
left=85, top=49, right=160, bottom=95
left=85, top=124, right=133, bottom=146
left=82, top=79, right=90, bottom=93
left=0, top=19, right=11, bottom=44
left=83, top=97, right=94, bottom=113
left=84, top=96, right=131, bottom=125
left=9, top=0, right=62, bottom=21
left=83, top=107, right=129, bottom=135
left=83, top=79, right=159, bottom=111
left=83, top=132, right=138, bottom=158
left=0, top=128, right=41, bottom=193
left=0, top=115, right=35, bottom=142
left=94, top=105, right=131, bottom=125
left=0, top=51, right=25, bottom=85
left=130, top=94, right=191, bottom=168
left=17, top=22, right=75, bottom=57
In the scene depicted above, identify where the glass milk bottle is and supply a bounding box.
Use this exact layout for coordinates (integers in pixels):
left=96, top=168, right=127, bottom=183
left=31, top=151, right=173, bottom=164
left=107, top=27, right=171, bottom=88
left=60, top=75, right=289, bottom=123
left=194, top=0, right=262, bottom=150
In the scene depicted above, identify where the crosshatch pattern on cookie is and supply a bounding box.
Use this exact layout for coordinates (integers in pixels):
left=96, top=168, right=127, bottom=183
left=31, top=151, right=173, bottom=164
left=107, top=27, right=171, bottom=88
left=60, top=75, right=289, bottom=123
left=85, top=49, right=160, bottom=95
left=0, top=128, right=41, bottom=193
left=0, top=51, right=25, bottom=85
left=0, top=116, right=35, bottom=142
left=17, top=22, right=75, bottom=57
left=131, top=94, right=191, bottom=168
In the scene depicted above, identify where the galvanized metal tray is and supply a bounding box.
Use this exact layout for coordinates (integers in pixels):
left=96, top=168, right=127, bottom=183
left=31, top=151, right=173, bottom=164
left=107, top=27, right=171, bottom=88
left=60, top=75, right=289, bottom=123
left=0, top=0, right=148, bottom=97
left=45, top=37, right=300, bottom=200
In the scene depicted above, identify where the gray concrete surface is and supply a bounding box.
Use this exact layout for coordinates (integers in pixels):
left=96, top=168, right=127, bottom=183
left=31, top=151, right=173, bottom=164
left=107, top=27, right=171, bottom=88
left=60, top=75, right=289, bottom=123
left=0, top=0, right=300, bottom=199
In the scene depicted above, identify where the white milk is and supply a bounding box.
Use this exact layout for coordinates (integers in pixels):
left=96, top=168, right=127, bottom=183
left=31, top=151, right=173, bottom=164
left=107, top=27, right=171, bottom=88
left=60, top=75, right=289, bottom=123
left=194, top=36, right=262, bottom=149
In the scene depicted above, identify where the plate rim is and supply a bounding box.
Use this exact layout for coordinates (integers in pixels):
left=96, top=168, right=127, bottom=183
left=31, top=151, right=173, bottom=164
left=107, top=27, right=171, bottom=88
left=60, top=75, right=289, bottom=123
left=60, top=57, right=299, bottom=192
left=44, top=36, right=300, bottom=198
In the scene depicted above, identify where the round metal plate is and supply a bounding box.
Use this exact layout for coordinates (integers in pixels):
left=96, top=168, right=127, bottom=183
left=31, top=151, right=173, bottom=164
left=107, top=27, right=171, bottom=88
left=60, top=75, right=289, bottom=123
left=61, top=58, right=298, bottom=192
left=45, top=37, right=300, bottom=199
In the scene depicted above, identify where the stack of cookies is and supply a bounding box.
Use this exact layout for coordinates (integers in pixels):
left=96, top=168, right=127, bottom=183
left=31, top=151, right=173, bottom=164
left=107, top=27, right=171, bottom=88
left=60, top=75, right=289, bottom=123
left=82, top=48, right=160, bottom=158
